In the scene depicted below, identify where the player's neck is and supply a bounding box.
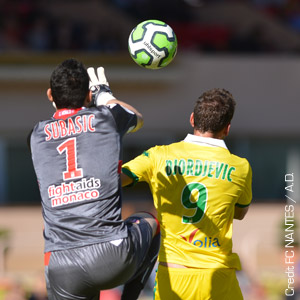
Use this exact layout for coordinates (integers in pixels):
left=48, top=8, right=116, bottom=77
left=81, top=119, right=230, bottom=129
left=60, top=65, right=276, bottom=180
left=193, top=130, right=224, bottom=140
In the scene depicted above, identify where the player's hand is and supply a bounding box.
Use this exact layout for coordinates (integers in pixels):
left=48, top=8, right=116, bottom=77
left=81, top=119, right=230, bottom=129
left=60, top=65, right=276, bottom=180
left=87, top=67, right=116, bottom=106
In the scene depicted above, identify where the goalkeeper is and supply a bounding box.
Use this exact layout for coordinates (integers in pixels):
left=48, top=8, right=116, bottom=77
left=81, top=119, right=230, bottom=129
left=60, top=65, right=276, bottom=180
left=122, top=88, right=252, bottom=300
left=28, top=58, right=160, bottom=300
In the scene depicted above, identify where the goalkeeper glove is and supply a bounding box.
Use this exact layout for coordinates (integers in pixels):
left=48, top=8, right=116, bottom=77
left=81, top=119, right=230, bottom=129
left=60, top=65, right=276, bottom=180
left=87, top=67, right=116, bottom=106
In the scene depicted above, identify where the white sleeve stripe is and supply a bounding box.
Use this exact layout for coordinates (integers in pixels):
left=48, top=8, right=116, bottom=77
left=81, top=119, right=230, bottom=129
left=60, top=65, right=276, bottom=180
left=120, top=105, right=135, bottom=115
left=107, top=103, right=134, bottom=115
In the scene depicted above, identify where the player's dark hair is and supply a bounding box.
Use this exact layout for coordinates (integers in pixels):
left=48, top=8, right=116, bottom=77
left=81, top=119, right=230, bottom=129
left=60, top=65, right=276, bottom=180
left=193, top=88, right=236, bottom=133
left=50, top=59, right=89, bottom=109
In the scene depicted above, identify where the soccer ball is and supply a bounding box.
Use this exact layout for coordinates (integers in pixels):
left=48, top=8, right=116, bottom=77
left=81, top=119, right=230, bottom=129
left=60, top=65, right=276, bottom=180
left=128, top=20, right=177, bottom=69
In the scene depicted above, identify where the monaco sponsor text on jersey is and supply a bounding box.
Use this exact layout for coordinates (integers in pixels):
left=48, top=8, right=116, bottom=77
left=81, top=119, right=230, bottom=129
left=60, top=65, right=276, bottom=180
left=44, top=114, right=96, bottom=141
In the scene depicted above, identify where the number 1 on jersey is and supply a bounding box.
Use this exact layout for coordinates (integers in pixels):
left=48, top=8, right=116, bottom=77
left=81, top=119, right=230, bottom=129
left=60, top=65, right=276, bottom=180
left=57, top=137, right=83, bottom=181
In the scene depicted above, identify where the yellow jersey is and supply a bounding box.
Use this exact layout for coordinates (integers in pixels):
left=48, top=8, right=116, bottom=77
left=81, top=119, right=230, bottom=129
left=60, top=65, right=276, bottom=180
left=122, top=134, right=252, bottom=270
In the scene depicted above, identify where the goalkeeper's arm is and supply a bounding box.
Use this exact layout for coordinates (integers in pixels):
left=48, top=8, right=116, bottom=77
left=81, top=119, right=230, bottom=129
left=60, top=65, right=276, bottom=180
left=107, top=98, right=143, bottom=132
left=88, top=66, right=143, bottom=132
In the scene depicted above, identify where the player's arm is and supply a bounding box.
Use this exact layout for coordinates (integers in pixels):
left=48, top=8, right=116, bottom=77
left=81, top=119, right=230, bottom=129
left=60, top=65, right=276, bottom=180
left=121, top=150, right=153, bottom=187
left=121, top=172, right=134, bottom=187
left=234, top=161, right=252, bottom=220
left=87, top=67, right=143, bottom=132
left=108, top=99, right=143, bottom=132
left=234, top=205, right=249, bottom=220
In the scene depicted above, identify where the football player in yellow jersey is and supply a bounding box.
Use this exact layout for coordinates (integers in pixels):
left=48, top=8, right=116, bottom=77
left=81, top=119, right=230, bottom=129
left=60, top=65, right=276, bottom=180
left=121, top=88, right=252, bottom=300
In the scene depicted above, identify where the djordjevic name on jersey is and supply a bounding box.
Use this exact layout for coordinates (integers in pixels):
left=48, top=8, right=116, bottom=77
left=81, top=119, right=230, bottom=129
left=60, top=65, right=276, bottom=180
left=165, top=158, right=235, bottom=182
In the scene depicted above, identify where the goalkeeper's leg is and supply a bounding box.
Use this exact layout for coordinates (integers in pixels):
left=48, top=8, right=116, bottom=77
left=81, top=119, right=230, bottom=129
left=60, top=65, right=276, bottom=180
left=121, top=213, right=160, bottom=300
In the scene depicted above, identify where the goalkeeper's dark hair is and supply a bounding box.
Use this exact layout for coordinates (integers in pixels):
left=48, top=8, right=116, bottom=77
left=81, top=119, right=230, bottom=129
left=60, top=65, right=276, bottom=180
left=50, top=59, right=89, bottom=109
left=193, top=88, right=236, bottom=133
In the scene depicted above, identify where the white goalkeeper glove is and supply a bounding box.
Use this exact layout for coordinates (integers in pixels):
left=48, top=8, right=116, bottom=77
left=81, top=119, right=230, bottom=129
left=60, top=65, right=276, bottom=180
left=87, top=67, right=116, bottom=106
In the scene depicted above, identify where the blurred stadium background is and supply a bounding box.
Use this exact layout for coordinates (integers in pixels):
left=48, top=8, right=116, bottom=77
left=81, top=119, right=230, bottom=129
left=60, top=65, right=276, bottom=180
left=0, top=0, right=300, bottom=299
